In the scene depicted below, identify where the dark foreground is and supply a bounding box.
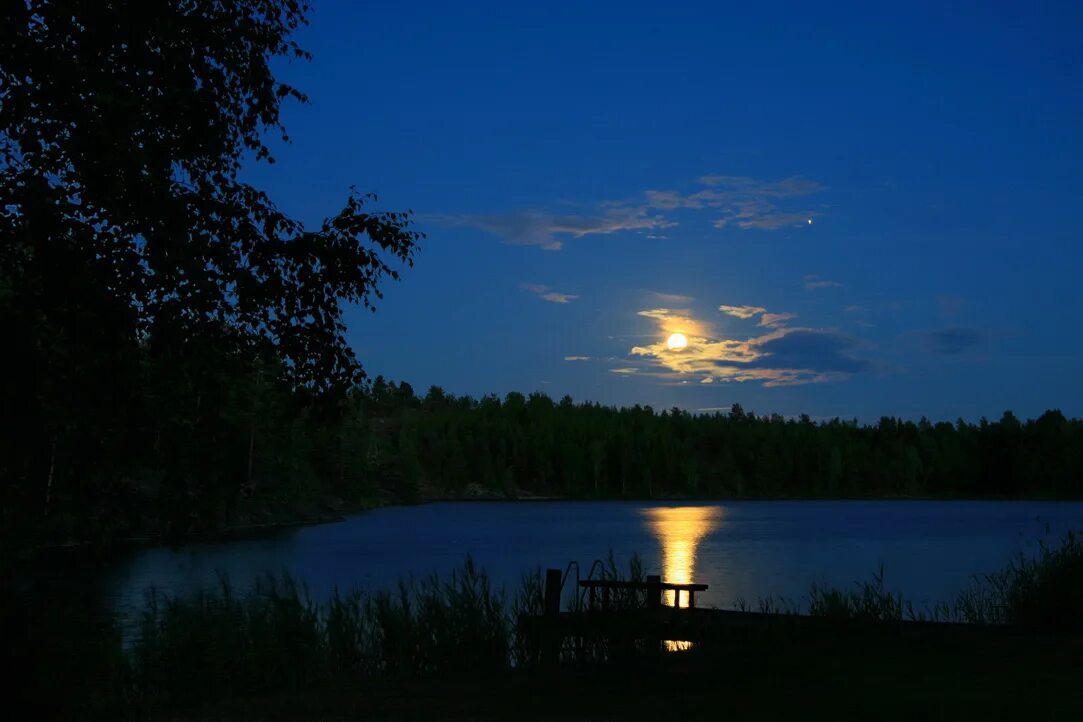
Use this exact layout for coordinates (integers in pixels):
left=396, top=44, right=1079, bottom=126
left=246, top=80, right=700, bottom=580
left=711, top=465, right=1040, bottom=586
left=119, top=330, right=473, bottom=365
left=10, top=609, right=1083, bottom=722
left=163, top=633, right=1083, bottom=721
left=7, top=533, right=1082, bottom=721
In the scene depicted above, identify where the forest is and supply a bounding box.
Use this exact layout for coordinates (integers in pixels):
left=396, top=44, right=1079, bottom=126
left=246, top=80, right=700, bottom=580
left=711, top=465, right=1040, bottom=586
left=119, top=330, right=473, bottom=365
left=4, top=355, right=1081, bottom=550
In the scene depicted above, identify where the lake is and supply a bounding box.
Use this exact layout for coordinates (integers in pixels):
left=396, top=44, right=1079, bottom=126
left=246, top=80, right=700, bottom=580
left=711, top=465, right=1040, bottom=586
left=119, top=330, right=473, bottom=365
left=102, top=500, right=1082, bottom=621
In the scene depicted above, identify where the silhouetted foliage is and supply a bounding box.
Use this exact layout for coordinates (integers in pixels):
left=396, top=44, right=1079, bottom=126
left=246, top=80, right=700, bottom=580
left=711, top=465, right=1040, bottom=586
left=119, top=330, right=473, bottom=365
left=0, top=0, right=419, bottom=546
left=6, top=542, right=1083, bottom=719
left=6, top=368, right=1083, bottom=548
left=351, top=383, right=1082, bottom=504
left=948, top=530, right=1083, bottom=632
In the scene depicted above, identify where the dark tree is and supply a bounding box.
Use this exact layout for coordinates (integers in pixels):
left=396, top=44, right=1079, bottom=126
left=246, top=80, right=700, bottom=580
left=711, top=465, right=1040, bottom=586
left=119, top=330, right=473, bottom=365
left=0, top=0, right=419, bottom=538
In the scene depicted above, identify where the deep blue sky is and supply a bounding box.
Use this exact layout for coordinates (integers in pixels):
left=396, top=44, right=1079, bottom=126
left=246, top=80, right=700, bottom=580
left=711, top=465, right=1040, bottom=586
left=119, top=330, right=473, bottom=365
left=247, top=0, right=1082, bottom=422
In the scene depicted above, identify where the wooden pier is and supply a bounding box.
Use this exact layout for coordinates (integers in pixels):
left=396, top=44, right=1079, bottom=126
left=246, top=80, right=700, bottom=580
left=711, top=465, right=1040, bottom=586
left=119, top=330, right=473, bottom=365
left=525, top=567, right=1014, bottom=664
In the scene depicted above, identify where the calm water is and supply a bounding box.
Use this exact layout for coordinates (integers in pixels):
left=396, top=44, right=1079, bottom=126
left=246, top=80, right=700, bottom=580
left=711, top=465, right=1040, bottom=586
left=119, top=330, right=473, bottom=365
left=102, top=500, right=1082, bottom=620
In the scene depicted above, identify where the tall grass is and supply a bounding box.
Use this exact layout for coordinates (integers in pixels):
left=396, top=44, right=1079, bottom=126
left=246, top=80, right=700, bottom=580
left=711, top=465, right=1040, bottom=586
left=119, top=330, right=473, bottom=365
left=948, top=530, right=1083, bottom=630
left=134, top=556, right=510, bottom=709
left=9, top=534, right=1081, bottom=718
left=798, top=531, right=1083, bottom=629
left=129, top=533, right=1083, bottom=710
left=570, top=553, right=652, bottom=662
left=807, top=565, right=917, bottom=622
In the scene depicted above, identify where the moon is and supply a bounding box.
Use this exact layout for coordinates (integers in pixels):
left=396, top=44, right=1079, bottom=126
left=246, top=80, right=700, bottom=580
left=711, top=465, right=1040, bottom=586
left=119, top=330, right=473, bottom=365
left=666, top=332, right=688, bottom=350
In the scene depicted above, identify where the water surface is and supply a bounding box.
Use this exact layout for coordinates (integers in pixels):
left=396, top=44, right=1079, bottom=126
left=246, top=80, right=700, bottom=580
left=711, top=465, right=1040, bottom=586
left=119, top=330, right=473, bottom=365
left=103, top=500, right=1082, bottom=620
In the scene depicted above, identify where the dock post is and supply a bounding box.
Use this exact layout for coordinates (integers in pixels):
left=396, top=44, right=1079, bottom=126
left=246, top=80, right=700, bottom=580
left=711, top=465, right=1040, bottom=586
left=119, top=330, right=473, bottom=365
left=544, top=568, right=562, bottom=618
left=647, top=574, right=661, bottom=608
left=543, top=568, right=562, bottom=668
left=646, top=574, right=662, bottom=655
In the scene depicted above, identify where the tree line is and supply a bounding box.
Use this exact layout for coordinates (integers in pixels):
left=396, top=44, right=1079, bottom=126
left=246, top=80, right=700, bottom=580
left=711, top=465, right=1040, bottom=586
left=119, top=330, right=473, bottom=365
left=325, top=378, right=1083, bottom=504
left=5, top=359, right=1080, bottom=548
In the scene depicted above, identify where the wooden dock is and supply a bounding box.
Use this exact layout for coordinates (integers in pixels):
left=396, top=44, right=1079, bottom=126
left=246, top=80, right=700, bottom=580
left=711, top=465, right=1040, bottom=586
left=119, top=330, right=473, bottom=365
left=524, top=567, right=1014, bottom=663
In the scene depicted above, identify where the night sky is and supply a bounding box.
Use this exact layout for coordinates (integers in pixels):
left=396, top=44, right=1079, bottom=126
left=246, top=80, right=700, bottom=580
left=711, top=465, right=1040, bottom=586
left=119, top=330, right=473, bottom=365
left=245, top=1, right=1082, bottom=422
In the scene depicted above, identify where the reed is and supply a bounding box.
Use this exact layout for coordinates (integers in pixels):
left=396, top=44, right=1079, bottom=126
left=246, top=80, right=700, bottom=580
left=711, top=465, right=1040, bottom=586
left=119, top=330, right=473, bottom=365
left=949, top=530, right=1083, bottom=630
left=6, top=533, right=1081, bottom=719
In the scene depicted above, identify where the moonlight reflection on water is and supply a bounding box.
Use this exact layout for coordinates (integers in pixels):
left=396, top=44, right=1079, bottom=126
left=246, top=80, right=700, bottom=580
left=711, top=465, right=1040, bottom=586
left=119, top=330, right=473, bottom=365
left=643, top=505, right=723, bottom=650
left=643, top=506, right=723, bottom=605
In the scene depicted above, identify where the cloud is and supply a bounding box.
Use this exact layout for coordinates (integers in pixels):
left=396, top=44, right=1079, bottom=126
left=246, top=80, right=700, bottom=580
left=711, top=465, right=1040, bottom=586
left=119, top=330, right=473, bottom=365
left=923, top=328, right=983, bottom=355
left=718, top=304, right=767, bottom=319
left=643, top=175, right=824, bottom=231
left=753, top=328, right=869, bottom=374
left=431, top=172, right=825, bottom=250
left=637, top=308, right=678, bottom=320
left=637, top=308, right=712, bottom=339
left=521, top=282, right=577, bottom=304
left=649, top=291, right=695, bottom=305
left=564, top=355, right=591, bottom=361
left=697, top=175, right=825, bottom=197
left=718, top=303, right=796, bottom=327
left=804, top=274, right=843, bottom=290
left=758, top=312, right=796, bottom=328
left=609, top=367, right=639, bottom=375
left=714, top=212, right=816, bottom=230
left=628, top=307, right=868, bottom=387
left=432, top=206, right=675, bottom=250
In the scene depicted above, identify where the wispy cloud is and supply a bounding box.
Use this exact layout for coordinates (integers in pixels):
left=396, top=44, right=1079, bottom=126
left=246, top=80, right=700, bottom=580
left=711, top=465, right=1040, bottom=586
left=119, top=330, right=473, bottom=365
left=804, top=274, right=843, bottom=290
left=431, top=173, right=825, bottom=250
left=643, top=175, right=824, bottom=230
left=719, top=304, right=796, bottom=328
left=759, top=312, right=797, bottom=328
left=718, top=304, right=767, bottom=319
left=628, top=307, right=868, bottom=387
left=648, top=291, right=695, bottom=305
left=610, top=367, right=639, bottom=375
left=564, top=355, right=591, bottom=361
left=713, top=212, right=815, bottom=231
left=432, top=206, right=675, bottom=250
left=521, top=282, right=578, bottom=304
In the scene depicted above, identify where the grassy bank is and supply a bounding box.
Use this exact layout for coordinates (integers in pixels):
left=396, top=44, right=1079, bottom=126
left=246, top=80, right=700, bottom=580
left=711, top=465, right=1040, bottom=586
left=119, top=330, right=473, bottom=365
left=4, top=535, right=1082, bottom=720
